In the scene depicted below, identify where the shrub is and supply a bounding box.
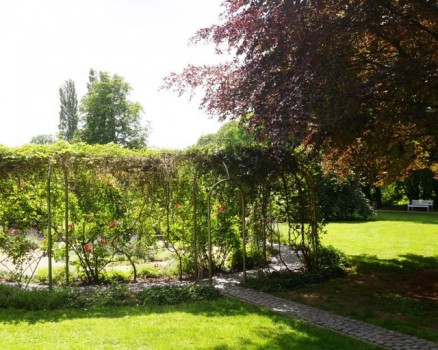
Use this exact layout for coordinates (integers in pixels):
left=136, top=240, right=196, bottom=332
left=137, top=285, right=220, bottom=305
left=137, top=263, right=178, bottom=279
left=229, top=246, right=267, bottom=271
left=246, top=247, right=348, bottom=293
left=101, top=270, right=132, bottom=284
left=0, top=283, right=221, bottom=310
left=92, top=283, right=135, bottom=306
left=246, top=271, right=328, bottom=292
left=318, top=176, right=375, bottom=221
left=314, top=245, right=349, bottom=276
left=33, top=266, right=79, bottom=285
left=0, top=284, right=85, bottom=310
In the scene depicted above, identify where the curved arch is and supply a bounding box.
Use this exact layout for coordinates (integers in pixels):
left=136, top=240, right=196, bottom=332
left=207, top=163, right=246, bottom=286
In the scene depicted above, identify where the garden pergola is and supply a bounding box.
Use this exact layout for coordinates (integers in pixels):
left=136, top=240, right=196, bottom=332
left=0, top=142, right=320, bottom=289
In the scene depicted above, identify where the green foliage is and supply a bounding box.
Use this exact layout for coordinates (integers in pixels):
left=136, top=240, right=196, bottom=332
left=0, top=284, right=220, bottom=310
left=246, top=270, right=339, bottom=293
left=0, top=228, right=42, bottom=284
left=91, top=283, right=135, bottom=306
left=33, top=266, right=78, bottom=286
left=313, top=245, right=349, bottom=276
left=194, top=121, right=258, bottom=152
left=0, top=229, right=39, bottom=266
left=161, top=160, right=198, bottom=280
left=381, top=183, right=407, bottom=208
left=0, top=284, right=84, bottom=310
left=80, top=69, right=149, bottom=149
left=100, top=269, right=132, bottom=284
left=246, top=247, right=348, bottom=292
left=381, top=169, right=438, bottom=209
left=137, top=285, right=220, bottom=305
left=137, top=263, right=178, bottom=279
left=30, top=134, right=57, bottom=145
left=0, top=142, right=162, bottom=284
left=317, top=175, right=375, bottom=221
left=58, top=79, right=79, bottom=142
left=0, top=141, right=324, bottom=282
left=230, top=245, right=267, bottom=271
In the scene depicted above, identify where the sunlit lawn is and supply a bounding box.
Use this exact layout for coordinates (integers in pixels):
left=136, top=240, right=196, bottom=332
left=0, top=299, right=381, bottom=350
left=322, top=212, right=438, bottom=259
left=277, top=212, right=438, bottom=342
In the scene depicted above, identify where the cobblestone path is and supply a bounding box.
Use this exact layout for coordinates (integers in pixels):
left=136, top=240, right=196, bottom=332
left=216, top=283, right=438, bottom=350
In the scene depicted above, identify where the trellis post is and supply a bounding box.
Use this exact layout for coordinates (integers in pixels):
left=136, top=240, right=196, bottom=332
left=64, top=167, right=69, bottom=285
left=47, top=161, right=53, bottom=291
left=192, top=171, right=199, bottom=281
left=207, top=163, right=246, bottom=286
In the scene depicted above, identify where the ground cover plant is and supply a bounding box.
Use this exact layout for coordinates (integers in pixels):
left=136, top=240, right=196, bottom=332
left=0, top=283, right=220, bottom=310
left=0, top=298, right=382, bottom=350
left=274, top=212, right=438, bottom=342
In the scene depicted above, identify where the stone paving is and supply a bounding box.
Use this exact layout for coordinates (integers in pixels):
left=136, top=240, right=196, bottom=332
left=213, top=277, right=438, bottom=350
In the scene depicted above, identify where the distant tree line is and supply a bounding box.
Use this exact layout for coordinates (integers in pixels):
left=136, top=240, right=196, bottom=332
left=31, top=69, right=149, bottom=149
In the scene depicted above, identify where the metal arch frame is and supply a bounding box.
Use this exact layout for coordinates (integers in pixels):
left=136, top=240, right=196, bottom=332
left=47, top=160, right=69, bottom=291
left=47, top=161, right=53, bottom=291
left=207, top=163, right=246, bottom=286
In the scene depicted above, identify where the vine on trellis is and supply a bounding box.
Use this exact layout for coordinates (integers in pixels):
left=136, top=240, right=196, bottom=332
left=0, top=142, right=321, bottom=289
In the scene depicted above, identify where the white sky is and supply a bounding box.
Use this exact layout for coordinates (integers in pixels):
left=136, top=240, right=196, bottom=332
left=0, top=0, right=225, bottom=149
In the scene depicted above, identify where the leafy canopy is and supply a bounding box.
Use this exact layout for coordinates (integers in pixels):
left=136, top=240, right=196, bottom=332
left=81, top=70, right=149, bottom=149
left=166, top=0, right=438, bottom=182
left=194, top=121, right=258, bottom=152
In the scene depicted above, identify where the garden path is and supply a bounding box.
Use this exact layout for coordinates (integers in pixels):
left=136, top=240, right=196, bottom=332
left=213, top=274, right=438, bottom=350
left=3, top=243, right=437, bottom=349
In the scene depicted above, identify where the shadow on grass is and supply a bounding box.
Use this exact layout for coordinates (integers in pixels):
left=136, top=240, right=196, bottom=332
left=0, top=298, right=249, bottom=324
left=375, top=212, right=438, bottom=224
left=326, top=211, right=438, bottom=225
left=0, top=298, right=382, bottom=350
left=350, top=254, right=438, bottom=273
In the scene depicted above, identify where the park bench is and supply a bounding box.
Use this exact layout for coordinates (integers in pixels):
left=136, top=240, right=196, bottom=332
left=407, top=199, right=433, bottom=212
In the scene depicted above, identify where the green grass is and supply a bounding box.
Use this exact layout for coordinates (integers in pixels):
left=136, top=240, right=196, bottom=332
left=321, top=212, right=438, bottom=259
left=276, top=212, right=438, bottom=342
left=0, top=299, right=381, bottom=350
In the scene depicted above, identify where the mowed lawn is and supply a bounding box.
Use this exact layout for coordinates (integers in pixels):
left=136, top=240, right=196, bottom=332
left=322, top=212, right=438, bottom=259
left=278, top=211, right=438, bottom=342
left=0, top=299, right=381, bottom=350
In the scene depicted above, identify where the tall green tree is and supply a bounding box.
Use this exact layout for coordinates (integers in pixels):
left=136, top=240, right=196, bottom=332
left=58, top=79, right=79, bottom=142
left=80, top=70, right=148, bottom=149
left=195, top=121, right=257, bottom=150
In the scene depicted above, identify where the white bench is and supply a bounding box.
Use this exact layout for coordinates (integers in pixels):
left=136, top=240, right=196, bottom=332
left=407, top=199, right=433, bottom=212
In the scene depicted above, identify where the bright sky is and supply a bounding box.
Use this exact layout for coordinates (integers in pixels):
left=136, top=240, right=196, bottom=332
left=0, top=0, right=224, bottom=149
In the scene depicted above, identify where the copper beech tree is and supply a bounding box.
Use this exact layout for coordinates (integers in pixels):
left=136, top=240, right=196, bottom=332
left=165, top=0, right=438, bottom=183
